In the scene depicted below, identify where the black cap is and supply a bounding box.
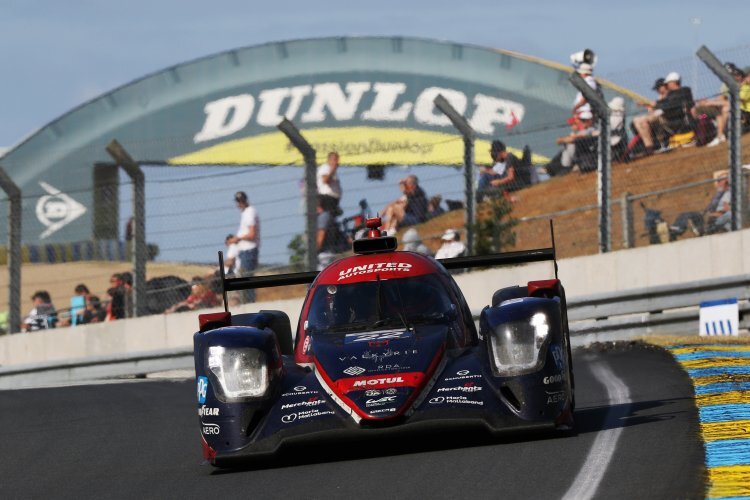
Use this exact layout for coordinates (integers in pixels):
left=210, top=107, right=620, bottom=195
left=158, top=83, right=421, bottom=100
left=490, top=140, right=506, bottom=154
left=725, top=62, right=745, bottom=78
left=234, top=191, right=248, bottom=203
left=652, top=78, right=666, bottom=90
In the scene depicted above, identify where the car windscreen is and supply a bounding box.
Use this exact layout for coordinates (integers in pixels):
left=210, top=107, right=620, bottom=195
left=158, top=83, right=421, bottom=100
left=306, top=274, right=454, bottom=333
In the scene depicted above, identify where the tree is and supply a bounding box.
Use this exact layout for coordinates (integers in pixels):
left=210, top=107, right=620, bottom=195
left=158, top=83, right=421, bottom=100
left=287, top=233, right=306, bottom=271
left=473, top=196, right=517, bottom=255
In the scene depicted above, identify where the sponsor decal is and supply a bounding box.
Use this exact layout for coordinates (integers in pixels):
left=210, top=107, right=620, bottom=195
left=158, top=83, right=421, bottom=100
left=201, top=421, right=220, bottom=435
left=551, top=345, right=564, bottom=370
left=375, top=364, right=411, bottom=372
left=343, top=366, right=366, bottom=376
left=344, top=330, right=411, bottom=344
left=385, top=388, right=397, bottom=395
left=370, top=408, right=397, bottom=414
left=35, top=182, right=87, bottom=239
left=294, top=386, right=306, bottom=392
left=365, top=389, right=381, bottom=397
left=444, top=371, right=482, bottom=382
left=282, top=389, right=318, bottom=397
left=338, top=355, right=358, bottom=362
left=336, top=372, right=422, bottom=393
left=302, top=335, right=312, bottom=355
left=428, top=395, right=483, bottom=406
left=352, top=376, right=404, bottom=388
left=198, top=406, right=219, bottom=417
left=365, top=396, right=397, bottom=407
left=192, top=83, right=525, bottom=145
left=546, top=391, right=566, bottom=404
left=543, top=374, right=564, bottom=385
left=338, top=262, right=413, bottom=281
left=436, top=382, right=483, bottom=393
left=362, top=348, right=418, bottom=363
left=281, top=408, right=336, bottom=424
left=281, top=397, right=325, bottom=410
left=197, top=376, right=208, bottom=404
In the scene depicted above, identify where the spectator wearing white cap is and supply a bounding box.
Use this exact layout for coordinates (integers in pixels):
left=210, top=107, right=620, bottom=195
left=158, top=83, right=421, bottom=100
left=545, top=111, right=598, bottom=176
left=660, top=72, right=695, bottom=138
left=572, top=63, right=599, bottom=118
left=435, top=229, right=467, bottom=260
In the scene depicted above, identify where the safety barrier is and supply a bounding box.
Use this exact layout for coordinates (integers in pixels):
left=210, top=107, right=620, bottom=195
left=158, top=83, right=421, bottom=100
left=3, top=272, right=748, bottom=389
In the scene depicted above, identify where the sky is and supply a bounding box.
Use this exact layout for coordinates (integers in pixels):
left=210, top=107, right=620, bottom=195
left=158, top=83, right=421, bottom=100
left=1, top=0, right=749, bottom=266
left=1, top=0, right=749, bottom=149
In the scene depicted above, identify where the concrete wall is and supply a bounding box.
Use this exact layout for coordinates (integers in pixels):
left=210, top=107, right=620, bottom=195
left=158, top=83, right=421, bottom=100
left=2, top=228, right=749, bottom=367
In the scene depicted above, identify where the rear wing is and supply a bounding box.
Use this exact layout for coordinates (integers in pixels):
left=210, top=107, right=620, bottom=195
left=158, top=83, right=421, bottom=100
left=219, top=222, right=558, bottom=312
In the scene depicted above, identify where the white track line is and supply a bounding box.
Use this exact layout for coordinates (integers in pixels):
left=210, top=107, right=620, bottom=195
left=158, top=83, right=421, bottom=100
left=562, top=361, right=631, bottom=500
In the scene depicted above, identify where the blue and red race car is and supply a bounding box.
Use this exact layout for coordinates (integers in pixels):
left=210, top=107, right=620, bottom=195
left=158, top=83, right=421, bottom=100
left=194, top=218, right=574, bottom=467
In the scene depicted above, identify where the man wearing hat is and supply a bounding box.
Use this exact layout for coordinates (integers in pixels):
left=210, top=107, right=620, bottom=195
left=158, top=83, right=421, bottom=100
left=544, top=111, right=597, bottom=176
left=632, top=78, right=670, bottom=154
left=572, top=63, right=599, bottom=118
left=699, top=62, right=750, bottom=145
left=660, top=72, right=695, bottom=136
left=476, top=140, right=521, bottom=202
left=435, top=229, right=467, bottom=260
left=227, top=191, right=260, bottom=302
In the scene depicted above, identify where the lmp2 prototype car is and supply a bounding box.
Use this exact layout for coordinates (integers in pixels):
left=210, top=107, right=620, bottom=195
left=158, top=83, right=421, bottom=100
left=194, top=218, right=574, bottom=467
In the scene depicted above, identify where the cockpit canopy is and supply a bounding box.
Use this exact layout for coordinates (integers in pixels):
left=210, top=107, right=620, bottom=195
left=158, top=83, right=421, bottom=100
left=306, top=274, right=455, bottom=334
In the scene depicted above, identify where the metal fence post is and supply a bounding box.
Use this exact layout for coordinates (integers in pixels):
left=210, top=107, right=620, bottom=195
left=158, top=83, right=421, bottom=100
left=621, top=192, right=634, bottom=249
left=278, top=119, right=318, bottom=271
left=433, top=94, right=476, bottom=254
left=569, top=72, right=612, bottom=253
left=105, top=140, right=146, bottom=317
left=697, top=45, right=743, bottom=230
left=0, top=167, right=21, bottom=333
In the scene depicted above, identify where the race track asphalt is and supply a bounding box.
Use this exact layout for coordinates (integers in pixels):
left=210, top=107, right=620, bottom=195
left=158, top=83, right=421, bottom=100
left=1, top=342, right=705, bottom=499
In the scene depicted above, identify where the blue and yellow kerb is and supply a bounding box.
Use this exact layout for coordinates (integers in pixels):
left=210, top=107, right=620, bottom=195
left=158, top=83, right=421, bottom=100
left=668, top=344, right=750, bottom=499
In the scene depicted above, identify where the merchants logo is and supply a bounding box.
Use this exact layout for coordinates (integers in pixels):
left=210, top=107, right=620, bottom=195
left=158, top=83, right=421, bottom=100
left=338, top=262, right=413, bottom=281
left=35, top=182, right=87, bottom=239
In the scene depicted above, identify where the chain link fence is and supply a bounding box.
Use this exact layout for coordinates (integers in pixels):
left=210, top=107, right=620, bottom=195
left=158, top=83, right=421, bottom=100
left=1, top=43, right=749, bottom=332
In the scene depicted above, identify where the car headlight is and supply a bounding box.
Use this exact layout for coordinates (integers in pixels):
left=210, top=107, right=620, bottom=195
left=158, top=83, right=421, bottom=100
left=207, top=346, right=268, bottom=400
left=489, top=313, right=550, bottom=376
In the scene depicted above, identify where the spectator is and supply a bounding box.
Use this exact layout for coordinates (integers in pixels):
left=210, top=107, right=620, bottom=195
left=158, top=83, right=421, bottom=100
left=609, top=97, right=628, bottom=159
left=660, top=72, right=695, bottom=141
left=63, top=283, right=90, bottom=327
left=80, top=295, right=106, bottom=324
left=435, top=229, right=467, bottom=259
left=120, top=271, right=134, bottom=318
left=545, top=111, right=598, bottom=176
left=476, top=140, right=524, bottom=201
left=382, top=175, right=429, bottom=232
left=631, top=78, right=671, bottom=154
left=572, top=63, right=599, bottom=118
left=317, top=151, right=342, bottom=215
left=401, top=228, right=433, bottom=256
left=316, top=196, right=349, bottom=270
left=427, top=195, right=445, bottom=219
left=165, top=277, right=220, bottom=313
left=227, top=191, right=260, bottom=303
left=22, top=290, right=57, bottom=332
left=670, top=170, right=731, bottom=237
left=105, top=273, right=126, bottom=321
left=701, top=63, right=750, bottom=144
left=223, top=234, right=239, bottom=276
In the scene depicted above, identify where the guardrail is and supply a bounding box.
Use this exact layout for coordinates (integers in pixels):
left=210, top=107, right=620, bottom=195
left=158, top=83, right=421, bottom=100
left=2, top=273, right=748, bottom=389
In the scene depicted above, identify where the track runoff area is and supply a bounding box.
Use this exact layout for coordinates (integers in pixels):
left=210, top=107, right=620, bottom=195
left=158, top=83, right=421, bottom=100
left=1, top=343, right=706, bottom=499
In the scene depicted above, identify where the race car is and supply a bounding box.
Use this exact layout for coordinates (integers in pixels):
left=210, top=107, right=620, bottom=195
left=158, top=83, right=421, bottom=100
left=194, top=217, right=574, bottom=467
